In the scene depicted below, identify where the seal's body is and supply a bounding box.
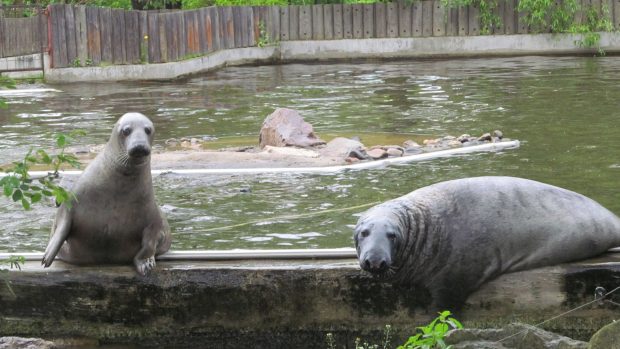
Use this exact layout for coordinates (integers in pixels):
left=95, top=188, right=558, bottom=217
left=43, top=113, right=171, bottom=275
left=354, top=176, right=620, bottom=308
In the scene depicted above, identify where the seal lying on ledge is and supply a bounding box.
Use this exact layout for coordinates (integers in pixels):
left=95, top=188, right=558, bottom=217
left=354, top=176, right=620, bottom=309
left=42, top=112, right=172, bottom=275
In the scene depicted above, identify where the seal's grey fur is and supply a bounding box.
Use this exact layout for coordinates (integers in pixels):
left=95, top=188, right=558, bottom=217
left=354, top=176, right=620, bottom=308
left=42, top=112, right=171, bottom=275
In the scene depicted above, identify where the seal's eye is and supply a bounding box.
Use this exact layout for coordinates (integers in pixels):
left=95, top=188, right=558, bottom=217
left=144, top=127, right=152, bottom=135
left=121, top=126, right=132, bottom=136
left=360, top=229, right=370, bottom=238
left=387, top=232, right=397, bottom=241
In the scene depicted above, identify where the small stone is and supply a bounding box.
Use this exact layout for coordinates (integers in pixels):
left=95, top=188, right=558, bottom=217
left=403, top=140, right=421, bottom=148
left=457, top=134, right=471, bottom=143
left=165, top=138, right=179, bottom=146
left=190, top=138, right=199, bottom=145
left=345, top=157, right=360, bottom=164
left=493, top=130, right=503, bottom=139
left=367, top=148, right=388, bottom=160
left=442, top=135, right=456, bottom=141
left=448, top=140, right=462, bottom=148
left=423, top=139, right=437, bottom=145
left=478, top=133, right=492, bottom=142
left=386, top=147, right=403, bottom=157
left=0, top=337, right=57, bottom=349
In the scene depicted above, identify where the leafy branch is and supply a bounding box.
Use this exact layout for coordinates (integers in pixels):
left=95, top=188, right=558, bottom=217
left=397, top=311, right=463, bottom=349
left=0, top=255, right=25, bottom=298
left=0, top=131, right=85, bottom=210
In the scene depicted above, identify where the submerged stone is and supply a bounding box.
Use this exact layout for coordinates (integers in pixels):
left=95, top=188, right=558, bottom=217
left=258, top=108, right=325, bottom=148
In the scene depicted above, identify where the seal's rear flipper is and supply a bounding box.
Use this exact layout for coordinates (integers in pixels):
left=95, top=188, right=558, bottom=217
left=42, top=205, right=71, bottom=267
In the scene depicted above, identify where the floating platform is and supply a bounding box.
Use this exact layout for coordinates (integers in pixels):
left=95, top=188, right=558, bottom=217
left=0, top=249, right=619, bottom=348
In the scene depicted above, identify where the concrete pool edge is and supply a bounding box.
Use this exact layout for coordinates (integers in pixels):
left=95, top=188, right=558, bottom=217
left=42, top=32, right=620, bottom=83
left=1, top=251, right=619, bottom=347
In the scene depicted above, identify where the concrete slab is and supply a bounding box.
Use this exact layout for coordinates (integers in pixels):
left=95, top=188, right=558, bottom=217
left=1, top=251, right=619, bottom=347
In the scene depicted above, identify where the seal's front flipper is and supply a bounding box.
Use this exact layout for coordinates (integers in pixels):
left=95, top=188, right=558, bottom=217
left=42, top=205, right=71, bottom=267
left=134, top=223, right=160, bottom=275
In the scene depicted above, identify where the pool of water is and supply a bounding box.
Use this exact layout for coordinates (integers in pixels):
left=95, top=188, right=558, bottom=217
left=1, top=56, right=620, bottom=252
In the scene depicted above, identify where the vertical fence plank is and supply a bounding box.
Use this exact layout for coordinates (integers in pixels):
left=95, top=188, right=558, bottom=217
left=197, top=8, right=207, bottom=53
left=177, top=12, right=186, bottom=58
left=614, top=0, right=620, bottom=28
left=493, top=0, right=504, bottom=34
left=503, top=0, right=515, bottom=34
left=210, top=6, right=221, bottom=52
left=375, top=2, right=387, bottom=37
left=342, top=4, right=353, bottom=38
left=468, top=3, right=480, bottom=35
left=86, top=7, right=101, bottom=64
left=99, top=7, right=112, bottom=63
left=289, top=5, right=299, bottom=40
left=352, top=4, right=363, bottom=38
left=433, top=1, right=446, bottom=36
left=125, top=11, right=140, bottom=63
left=312, top=5, right=324, bottom=39
left=458, top=5, right=468, bottom=35
left=422, top=0, right=433, bottom=36
left=247, top=7, right=255, bottom=47
left=299, top=5, right=312, bottom=40
left=220, top=7, right=234, bottom=48
left=386, top=2, right=398, bottom=37
left=333, top=4, right=343, bottom=38
left=64, top=5, right=78, bottom=65
left=280, top=6, right=289, bottom=41
left=446, top=7, right=458, bottom=35
left=362, top=4, right=374, bottom=38
left=254, top=7, right=262, bottom=46
left=111, top=9, right=126, bottom=64
left=138, top=11, right=148, bottom=62
left=517, top=3, right=528, bottom=33
left=51, top=5, right=67, bottom=67
left=323, top=4, right=334, bottom=39
left=147, top=12, right=161, bottom=63
left=269, top=6, right=280, bottom=42
left=399, top=1, right=412, bottom=37
left=204, top=7, right=213, bottom=52
left=75, top=6, right=88, bottom=65
left=233, top=6, right=243, bottom=47
left=160, top=13, right=171, bottom=62
left=412, top=0, right=423, bottom=36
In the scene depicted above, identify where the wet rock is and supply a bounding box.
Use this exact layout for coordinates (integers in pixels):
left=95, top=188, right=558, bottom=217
left=478, top=133, right=492, bottom=142
left=367, top=148, right=388, bottom=160
left=259, top=108, right=325, bottom=149
left=423, top=138, right=439, bottom=146
left=403, top=140, right=421, bottom=148
left=386, top=147, right=403, bottom=157
left=345, top=157, right=360, bottom=164
left=457, top=134, right=472, bottom=143
left=445, top=323, right=587, bottom=349
left=319, top=137, right=368, bottom=160
left=589, top=320, right=620, bottom=349
left=448, top=140, right=462, bottom=148
left=403, top=140, right=423, bottom=154
left=0, top=337, right=56, bottom=349
left=493, top=130, right=503, bottom=139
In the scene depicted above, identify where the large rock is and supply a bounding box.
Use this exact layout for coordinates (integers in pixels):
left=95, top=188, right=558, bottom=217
left=0, top=337, right=56, bottom=349
left=258, top=108, right=325, bottom=149
left=445, top=323, right=587, bottom=349
left=589, top=321, right=620, bottom=349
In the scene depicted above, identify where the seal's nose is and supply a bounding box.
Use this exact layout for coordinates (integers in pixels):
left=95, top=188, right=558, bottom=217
left=128, top=144, right=151, bottom=158
left=362, top=255, right=389, bottom=273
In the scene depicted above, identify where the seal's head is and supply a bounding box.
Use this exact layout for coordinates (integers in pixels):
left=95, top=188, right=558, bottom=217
left=108, top=112, right=155, bottom=168
left=353, top=204, right=405, bottom=278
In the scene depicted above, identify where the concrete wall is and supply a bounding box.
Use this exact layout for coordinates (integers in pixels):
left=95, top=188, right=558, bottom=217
left=1, top=253, right=619, bottom=347
left=43, top=32, right=620, bottom=83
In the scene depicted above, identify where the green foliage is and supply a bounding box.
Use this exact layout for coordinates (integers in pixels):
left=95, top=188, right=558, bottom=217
left=0, top=131, right=84, bottom=210
left=397, top=311, right=463, bottom=349
left=441, top=0, right=500, bottom=34
left=257, top=20, right=269, bottom=48
left=0, top=75, right=16, bottom=109
left=141, top=35, right=149, bottom=64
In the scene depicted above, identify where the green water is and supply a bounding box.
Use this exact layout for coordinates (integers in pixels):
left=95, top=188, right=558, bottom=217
left=1, top=56, right=619, bottom=252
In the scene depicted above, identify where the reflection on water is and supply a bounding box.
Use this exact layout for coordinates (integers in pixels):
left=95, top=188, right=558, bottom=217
left=1, top=56, right=620, bottom=252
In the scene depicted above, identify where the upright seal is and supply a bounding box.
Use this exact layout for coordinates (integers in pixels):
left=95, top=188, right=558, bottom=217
left=42, top=112, right=172, bottom=275
left=354, top=176, right=620, bottom=309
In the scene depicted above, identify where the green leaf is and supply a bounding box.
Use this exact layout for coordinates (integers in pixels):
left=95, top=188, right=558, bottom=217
left=56, top=134, right=67, bottom=148
left=3, top=184, right=11, bottom=197
left=19, top=184, right=29, bottom=191
left=31, top=193, right=42, bottom=203
left=37, top=149, right=52, bottom=164
left=21, top=198, right=30, bottom=210
left=12, top=189, right=22, bottom=202
left=41, top=190, right=53, bottom=197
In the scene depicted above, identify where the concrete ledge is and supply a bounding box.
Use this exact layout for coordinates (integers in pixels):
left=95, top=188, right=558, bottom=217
left=42, top=33, right=620, bottom=83
left=1, top=252, right=619, bottom=347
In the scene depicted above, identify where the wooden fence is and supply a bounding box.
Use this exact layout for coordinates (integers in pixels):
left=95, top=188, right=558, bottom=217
left=0, top=15, right=47, bottom=59
left=41, top=1, right=620, bottom=68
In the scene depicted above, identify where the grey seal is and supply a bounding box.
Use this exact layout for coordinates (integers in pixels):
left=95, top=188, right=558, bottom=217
left=42, top=112, right=172, bottom=275
left=354, top=176, right=620, bottom=309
